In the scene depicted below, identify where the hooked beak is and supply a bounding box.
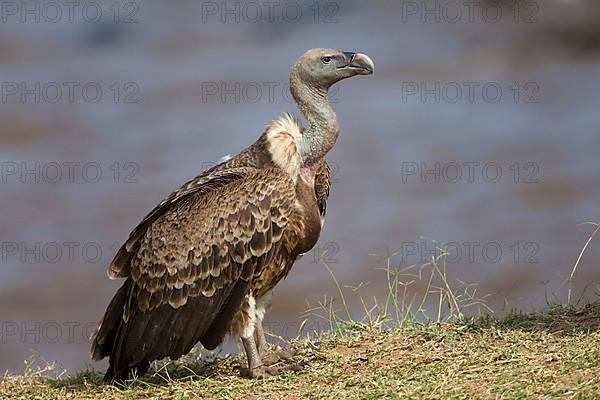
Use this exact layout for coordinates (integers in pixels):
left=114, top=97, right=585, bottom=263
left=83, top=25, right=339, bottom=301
left=338, top=52, right=374, bottom=75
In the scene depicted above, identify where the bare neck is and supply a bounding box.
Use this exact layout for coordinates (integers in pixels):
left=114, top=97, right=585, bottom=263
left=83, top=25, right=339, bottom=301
left=290, top=70, right=339, bottom=168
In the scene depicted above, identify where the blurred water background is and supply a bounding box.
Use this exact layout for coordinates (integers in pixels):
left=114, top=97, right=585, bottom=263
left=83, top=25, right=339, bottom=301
left=0, top=0, right=599, bottom=374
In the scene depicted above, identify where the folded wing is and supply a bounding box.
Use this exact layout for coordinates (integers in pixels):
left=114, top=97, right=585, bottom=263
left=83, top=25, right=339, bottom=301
left=91, top=168, right=296, bottom=379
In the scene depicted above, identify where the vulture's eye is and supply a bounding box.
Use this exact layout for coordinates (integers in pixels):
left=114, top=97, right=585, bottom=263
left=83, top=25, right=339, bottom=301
left=321, top=57, right=332, bottom=65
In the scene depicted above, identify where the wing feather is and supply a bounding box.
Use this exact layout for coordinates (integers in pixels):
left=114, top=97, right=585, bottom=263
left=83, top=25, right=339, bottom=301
left=109, top=166, right=257, bottom=278
left=96, top=168, right=296, bottom=379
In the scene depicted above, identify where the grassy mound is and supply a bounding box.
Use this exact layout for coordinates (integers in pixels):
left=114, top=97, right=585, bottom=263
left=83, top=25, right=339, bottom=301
left=2, top=303, right=599, bottom=399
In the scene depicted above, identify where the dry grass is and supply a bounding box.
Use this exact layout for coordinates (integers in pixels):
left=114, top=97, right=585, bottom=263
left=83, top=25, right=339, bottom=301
left=2, top=228, right=598, bottom=399
left=1, top=304, right=599, bottom=399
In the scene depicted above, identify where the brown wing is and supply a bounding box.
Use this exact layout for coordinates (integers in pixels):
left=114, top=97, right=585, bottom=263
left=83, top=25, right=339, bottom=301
left=108, top=164, right=257, bottom=279
left=314, top=158, right=332, bottom=222
left=92, top=168, right=296, bottom=379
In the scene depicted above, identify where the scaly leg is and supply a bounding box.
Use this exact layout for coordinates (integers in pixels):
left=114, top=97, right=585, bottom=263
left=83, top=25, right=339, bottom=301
left=254, top=321, right=268, bottom=357
left=255, top=291, right=295, bottom=366
left=240, top=334, right=264, bottom=378
left=241, top=329, right=288, bottom=378
left=239, top=291, right=301, bottom=377
left=254, top=321, right=295, bottom=366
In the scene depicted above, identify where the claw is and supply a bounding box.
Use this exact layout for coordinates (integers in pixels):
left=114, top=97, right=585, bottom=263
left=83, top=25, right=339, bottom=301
left=261, top=348, right=294, bottom=366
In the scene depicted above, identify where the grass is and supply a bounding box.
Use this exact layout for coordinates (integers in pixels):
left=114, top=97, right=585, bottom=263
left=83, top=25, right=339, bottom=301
left=1, top=304, right=599, bottom=399
left=1, top=226, right=598, bottom=399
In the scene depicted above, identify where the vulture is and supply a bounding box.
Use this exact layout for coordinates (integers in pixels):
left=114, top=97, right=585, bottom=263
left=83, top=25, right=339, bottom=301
left=91, top=48, right=374, bottom=379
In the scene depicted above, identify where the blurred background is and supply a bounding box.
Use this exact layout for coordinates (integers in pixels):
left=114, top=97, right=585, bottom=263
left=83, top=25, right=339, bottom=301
left=1, top=0, right=599, bottom=374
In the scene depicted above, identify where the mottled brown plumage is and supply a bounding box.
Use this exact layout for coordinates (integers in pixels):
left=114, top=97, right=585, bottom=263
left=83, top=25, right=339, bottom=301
left=91, top=48, right=374, bottom=380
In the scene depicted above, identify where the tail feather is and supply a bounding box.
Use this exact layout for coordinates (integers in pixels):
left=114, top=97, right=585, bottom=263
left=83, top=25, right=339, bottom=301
left=92, top=276, right=247, bottom=381
left=91, top=279, right=131, bottom=361
left=91, top=278, right=149, bottom=381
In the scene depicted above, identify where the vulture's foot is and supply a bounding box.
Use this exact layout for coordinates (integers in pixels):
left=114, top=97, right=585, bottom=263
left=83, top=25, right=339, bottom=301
left=238, top=362, right=304, bottom=378
left=261, top=347, right=294, bottom=366
left=241, top=332, right=303, bottom=378
left=264, top=361, right=306, bottom=375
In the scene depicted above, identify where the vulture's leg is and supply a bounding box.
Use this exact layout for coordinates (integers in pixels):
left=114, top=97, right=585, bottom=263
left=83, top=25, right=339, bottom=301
left=240, top=333, right=301, bottom=378
left=240, top=334, right=264, bottom=377
left=254, top=291, right=272, bottom=358
left=239, top=295, right=278, bottom=379
left=256, top=321, right=294, bottom=366
left=239, top=292, right=297, bottom=377
left=253, top=291, right=278, bottom=364
left=254, top=290, right=294, bottom=366
left=240, top=332, right=282, bottom=378
left=254, top=321, right=268, bottom=357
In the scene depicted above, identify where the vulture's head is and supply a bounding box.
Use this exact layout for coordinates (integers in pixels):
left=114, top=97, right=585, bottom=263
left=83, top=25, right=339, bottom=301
left=292, top=48, right=374, bottom=91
